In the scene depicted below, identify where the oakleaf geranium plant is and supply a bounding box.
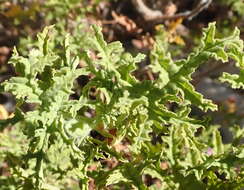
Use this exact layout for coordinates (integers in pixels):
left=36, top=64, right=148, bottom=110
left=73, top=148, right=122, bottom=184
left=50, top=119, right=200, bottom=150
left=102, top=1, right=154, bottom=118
left=0, top=23, right=243, bottom=190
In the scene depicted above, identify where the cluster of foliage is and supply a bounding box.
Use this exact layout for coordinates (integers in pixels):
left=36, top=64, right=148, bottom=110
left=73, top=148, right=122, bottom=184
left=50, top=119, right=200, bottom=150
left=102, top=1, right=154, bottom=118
left=0, top=22, right=244, bottom=190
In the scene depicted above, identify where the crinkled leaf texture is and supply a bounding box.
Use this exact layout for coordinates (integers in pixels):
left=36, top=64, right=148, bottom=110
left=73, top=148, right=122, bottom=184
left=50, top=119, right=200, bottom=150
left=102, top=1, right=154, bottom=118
left=1, top=22, right=244, bottom=190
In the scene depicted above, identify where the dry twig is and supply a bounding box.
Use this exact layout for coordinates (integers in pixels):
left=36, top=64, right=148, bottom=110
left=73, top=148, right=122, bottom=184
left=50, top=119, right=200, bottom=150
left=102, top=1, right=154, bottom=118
left=132, top=0, right=212, bottom=23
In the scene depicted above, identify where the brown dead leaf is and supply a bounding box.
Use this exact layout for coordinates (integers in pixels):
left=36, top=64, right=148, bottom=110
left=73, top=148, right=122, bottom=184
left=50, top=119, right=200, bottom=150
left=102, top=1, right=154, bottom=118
left=0, top=56, right=8, bottom=65
left=0, top=47, right=10, bottom=55
left=87, top=164, right=97, bottom=172
left=107, top=128, right=117, bottom=145
left=164, top=2, right=177, bottom=16
left=225, top=96, right=237, bottom=113
left=88, top=178, right=96, bottom=190
left=0, top=47, right=11, bottom=64
left=132, top=34, right=155, bottom=50
left=111, top=11, right=142, bottom=34
left=101, top=157, right=118, bottom=169
left=160, top=161, right=169, bottom=170
left=0, top=162, right=11, bottom=177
